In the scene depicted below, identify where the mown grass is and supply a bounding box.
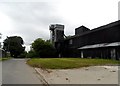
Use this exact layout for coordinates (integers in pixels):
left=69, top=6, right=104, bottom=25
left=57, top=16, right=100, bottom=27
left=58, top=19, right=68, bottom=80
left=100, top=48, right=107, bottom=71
left=0, top=57, right=11, bottom=61
left=27, top=58, right=120, bottom=69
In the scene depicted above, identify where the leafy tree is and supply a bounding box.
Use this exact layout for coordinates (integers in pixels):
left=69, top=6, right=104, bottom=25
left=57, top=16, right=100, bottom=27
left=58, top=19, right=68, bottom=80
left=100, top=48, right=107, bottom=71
left=32, top=38, right=56, bottom=58
left=26, top=50, right=38, bottom=58
left=19, top=51, right=27, bottom=58
left=3, top=36, right=25, bottom=58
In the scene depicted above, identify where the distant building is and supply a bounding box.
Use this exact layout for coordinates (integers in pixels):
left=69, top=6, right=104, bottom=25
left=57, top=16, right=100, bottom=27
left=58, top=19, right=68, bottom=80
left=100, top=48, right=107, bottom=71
left=0, top=48, right=5, bottom=58
left=0, top=33, right=5, bottom=58
left=0, top=33, right=2, bottom=58
left=49, top=20, right=120, bottom=60
left=0, top=48, right=1, bottom=58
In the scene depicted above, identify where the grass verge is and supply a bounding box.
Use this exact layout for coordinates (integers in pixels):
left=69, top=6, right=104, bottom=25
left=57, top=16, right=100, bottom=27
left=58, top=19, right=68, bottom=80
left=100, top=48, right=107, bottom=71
left=27, top=58, right=120, bottom=69
left=0, top=57, right=11, bottom=61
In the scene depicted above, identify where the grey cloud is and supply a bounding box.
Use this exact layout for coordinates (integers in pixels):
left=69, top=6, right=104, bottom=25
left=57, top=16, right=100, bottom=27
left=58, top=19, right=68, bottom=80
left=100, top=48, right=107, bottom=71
left=118, top=1, right=120, bottom=20
left=0, top=2, right=65, bottom=45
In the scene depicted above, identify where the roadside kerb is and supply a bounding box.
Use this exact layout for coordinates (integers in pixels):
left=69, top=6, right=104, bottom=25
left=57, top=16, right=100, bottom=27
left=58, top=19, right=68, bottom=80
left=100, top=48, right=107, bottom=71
left=35, top=68, right=49, bottom=86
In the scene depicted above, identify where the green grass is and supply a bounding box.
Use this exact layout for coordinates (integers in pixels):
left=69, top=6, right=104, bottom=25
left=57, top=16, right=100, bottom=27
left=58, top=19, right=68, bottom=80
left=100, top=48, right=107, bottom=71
left=0, top=57, right=11, bottom=61
left=27, top=58, right=120, bottom=69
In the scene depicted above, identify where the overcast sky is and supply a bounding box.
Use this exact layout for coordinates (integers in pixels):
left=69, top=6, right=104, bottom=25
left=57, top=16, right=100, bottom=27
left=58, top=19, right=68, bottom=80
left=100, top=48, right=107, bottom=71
left=0, top=0, right=119, bottom=51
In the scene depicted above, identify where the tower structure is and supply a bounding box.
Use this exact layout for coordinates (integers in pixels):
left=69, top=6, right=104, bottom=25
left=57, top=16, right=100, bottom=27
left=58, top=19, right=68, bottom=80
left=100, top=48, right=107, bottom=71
left=49, top=24, right=64, bottom=43
left=49, top=24, right=64, bottom=57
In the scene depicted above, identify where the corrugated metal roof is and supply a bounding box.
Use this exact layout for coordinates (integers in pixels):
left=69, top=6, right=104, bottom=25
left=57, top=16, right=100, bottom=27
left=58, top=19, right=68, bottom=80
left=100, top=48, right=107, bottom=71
left=78, top=42, right=120, bottom=49
left=106, top=42, right=120, bottom=47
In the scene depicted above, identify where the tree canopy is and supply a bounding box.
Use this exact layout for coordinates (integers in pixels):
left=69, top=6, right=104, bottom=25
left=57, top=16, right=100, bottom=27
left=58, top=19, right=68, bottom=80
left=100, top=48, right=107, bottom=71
left=3, top=36, right=25, bottom=58
left=32, top=38, right=56, bottom=58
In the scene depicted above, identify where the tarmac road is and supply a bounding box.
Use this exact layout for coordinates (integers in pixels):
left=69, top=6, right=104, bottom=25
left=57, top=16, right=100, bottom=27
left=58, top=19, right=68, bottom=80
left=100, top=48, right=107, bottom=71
left=2, top=58, right=44, bottom=84
left=0, top=61, right=2, bottom=85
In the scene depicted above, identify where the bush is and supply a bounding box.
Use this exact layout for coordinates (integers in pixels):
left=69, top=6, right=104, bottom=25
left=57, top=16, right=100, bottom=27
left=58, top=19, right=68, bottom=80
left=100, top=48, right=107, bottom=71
left=26, top=50, right=38, bottom=58
left=18, top=51, right=27, bottom=58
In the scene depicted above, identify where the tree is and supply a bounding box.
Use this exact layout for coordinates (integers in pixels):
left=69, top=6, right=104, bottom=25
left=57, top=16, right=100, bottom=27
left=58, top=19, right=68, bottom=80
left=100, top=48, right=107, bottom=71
left=3, top=36, right=25, bottom=58
left=32, top=38, right=56, bottom=58
left=26, top=50, right=37, bottom=58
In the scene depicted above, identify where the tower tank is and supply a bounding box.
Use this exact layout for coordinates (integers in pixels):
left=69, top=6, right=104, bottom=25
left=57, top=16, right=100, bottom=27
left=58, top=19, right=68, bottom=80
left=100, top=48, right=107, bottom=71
left=49, top=24, right=64, bottom=57
left=49, top=24, right=64, bottom=43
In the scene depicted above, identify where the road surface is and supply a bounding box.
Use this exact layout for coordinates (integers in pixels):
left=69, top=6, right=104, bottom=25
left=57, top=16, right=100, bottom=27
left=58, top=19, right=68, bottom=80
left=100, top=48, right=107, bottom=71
left=0, top=61, right=2, bottom=85
left=2, top=58, right=44, bottom=84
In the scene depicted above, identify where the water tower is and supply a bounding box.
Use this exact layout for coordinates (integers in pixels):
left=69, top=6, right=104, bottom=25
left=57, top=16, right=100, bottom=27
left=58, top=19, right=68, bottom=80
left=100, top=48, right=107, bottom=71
left=49, top=24, right=64, bottom=57
left=49, top=24, right=64, bottom=43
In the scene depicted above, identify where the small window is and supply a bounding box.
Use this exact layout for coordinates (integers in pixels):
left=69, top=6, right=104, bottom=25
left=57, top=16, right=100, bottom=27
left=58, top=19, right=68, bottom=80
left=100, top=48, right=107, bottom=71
left=69, top=39, right=73, bottom=44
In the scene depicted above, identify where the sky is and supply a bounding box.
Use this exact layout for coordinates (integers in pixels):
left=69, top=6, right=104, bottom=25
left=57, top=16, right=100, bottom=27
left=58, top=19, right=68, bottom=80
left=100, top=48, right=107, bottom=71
left=0, top=0, right=119, bottom=51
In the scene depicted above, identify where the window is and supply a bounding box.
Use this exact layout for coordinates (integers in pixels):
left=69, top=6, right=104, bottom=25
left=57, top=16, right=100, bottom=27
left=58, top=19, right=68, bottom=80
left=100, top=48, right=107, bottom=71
left=69, top=39, right=73, bottom=44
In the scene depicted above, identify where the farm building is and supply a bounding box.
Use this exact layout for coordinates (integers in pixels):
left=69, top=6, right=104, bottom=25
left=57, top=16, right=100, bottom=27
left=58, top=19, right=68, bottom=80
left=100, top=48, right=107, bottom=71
left=49, top=20, right=120, bottom=60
